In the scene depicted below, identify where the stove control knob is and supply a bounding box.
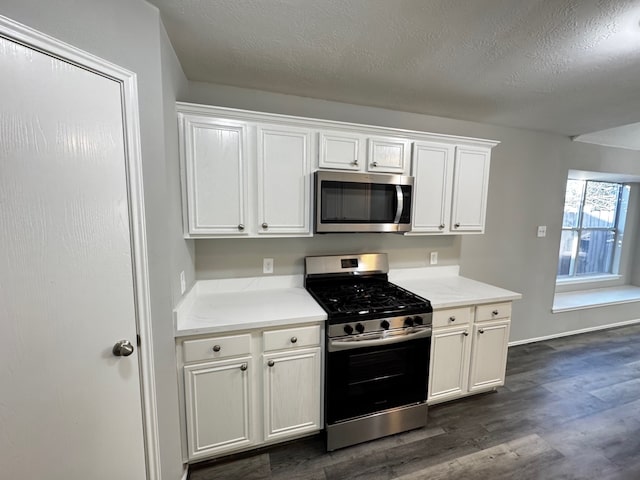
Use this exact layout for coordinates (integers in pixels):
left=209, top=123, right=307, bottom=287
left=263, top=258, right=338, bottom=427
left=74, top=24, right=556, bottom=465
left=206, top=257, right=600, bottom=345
left=380, top=320, right=390, bottom=330
left=355, top=323, right=365, bottom=334
left=343, top=324, right=354, bottom=335
left=404, top=317, right=414, bottom=328
left=413, top=316, right=424, bottom=326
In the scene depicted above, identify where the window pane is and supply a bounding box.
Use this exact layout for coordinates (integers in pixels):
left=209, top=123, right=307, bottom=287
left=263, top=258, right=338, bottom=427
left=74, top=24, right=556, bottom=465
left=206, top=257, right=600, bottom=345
left=557, top=230, right=577, bottom=276
left=562, top=179, right=584, bottom=228
left=581, top=181, right=620, bottom=228
left=575, top=230, right=615, bottom=275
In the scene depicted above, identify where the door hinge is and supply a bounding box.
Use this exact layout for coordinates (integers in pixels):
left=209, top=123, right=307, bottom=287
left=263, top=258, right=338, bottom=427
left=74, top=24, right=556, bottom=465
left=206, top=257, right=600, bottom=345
left=136, top=334, right=141, bottom=347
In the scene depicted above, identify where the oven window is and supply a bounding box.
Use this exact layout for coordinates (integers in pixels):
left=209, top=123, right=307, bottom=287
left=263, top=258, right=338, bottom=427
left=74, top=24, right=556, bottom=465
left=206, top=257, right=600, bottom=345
left=320, top=181, right=398, bottom=223
left=326, top=337, right=430, bottom=424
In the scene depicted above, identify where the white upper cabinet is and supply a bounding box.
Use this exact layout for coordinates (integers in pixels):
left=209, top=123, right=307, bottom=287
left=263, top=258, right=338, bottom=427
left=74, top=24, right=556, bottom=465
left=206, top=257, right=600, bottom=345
left=410, top=142, right=455, bottom=233
left=180, top=115, right=248, bottom=236
left=409, top=142, right=493, bottom=235
left=257, top=125, right=312, bottom=235
left=451, top=146, right=491, bottom=233
left=318, top=131, right=362, bottom=171
left=318, top=131, right=411, bottom=175
left=367, top=136, right=411, bottom=174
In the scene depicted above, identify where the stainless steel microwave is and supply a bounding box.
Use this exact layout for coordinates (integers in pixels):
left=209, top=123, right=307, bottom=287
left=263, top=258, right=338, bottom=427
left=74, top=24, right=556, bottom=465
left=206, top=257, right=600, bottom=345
left=314, top=171, right=414, bottom=233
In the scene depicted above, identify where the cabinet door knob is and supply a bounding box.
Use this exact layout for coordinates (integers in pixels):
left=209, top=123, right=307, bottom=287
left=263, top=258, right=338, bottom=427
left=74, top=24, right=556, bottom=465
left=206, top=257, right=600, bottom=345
left=240, top=363, right=248, bottom=371
left=449, top=316, right=456, bottom=322
left=290, top=336, right=297, bottom=344
left=463, top=331, right=469, bottom=336
left=267, top=360, right=275, bottom=367
left=454, top=222, right=460, bottom=228
left=479, top=329, right=485, bottom=334
left=492, top=310, right=499, bottom=316
left=439, top=224, right=445, bottom=229
left=372, top=161, right=378, bottom=167
left=237, top=224, right=245, bottom=231
left=212, top=345, right=221, bottom=352
left=352, top=159, right=359, bottom=166
left=262, top=222, right=268, bottom=229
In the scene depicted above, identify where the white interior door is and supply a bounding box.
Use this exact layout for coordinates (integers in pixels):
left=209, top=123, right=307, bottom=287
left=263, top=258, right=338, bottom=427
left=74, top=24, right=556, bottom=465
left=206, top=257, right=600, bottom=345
left=0, top=34, right=147, bottom=479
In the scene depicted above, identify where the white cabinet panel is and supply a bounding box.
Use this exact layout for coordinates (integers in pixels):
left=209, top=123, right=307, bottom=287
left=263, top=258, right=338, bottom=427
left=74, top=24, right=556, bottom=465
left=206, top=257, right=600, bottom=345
left=428, top=327, right=471, bottom=402
left=182, top=117, right=248, bottom=236
left=257, top=125, right=312, bottom=235
left=184, top=357, right=252, bottom=460
left=263, top=347, right=322, bottom=441
left=468, top=321, right=510, bottom=392
left=451, top=146, right=490, bottom=232
left=410, top=142, right=454, bottom=233
left=318, top=131, right=362, bottom=171
left=367, top=136, right=411, bottom=173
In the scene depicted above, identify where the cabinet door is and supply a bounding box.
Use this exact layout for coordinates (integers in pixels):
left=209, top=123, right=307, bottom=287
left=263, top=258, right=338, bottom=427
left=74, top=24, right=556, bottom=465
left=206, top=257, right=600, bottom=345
left=184, top=357, right=253, bottom=460
left=428, top=326, right=472, bottom=403
left=180, top=115, right=248, bottom=236
left=318, top=131, right=362, bottom=171
left=257, top=125, right=312, bottom=235
left=263, top=347, right=321, bottom=441
left=367, top=136, right=411, bottom=174
left=450, top=146, right=491, bottom=232
left=410, top=142, right=455, bottom=233
left=468, top=321, right=510, bottom=392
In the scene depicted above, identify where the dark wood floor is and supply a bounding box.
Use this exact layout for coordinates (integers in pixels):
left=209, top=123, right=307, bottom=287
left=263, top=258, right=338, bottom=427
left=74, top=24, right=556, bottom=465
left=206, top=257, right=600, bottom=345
left=190, top=323, right=640, bottom=480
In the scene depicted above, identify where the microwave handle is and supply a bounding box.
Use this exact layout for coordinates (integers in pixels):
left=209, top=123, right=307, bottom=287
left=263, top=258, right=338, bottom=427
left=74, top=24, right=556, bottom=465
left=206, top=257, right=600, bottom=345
left=394, top=185, right=403, bottom=223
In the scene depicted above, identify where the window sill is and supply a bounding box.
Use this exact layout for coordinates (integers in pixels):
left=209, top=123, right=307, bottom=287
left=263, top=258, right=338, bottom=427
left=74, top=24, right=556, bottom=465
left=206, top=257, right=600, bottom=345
left=552, top=285, right=640, bottom=313
left=556, top=274, right=622, bottom=287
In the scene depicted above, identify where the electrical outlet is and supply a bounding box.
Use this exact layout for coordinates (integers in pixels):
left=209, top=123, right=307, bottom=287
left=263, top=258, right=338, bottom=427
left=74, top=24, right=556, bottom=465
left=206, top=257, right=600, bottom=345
left=180, top=271, right=186, bottom=294
left=537, top=225, right=547, bottom=238
left=430, top=251, right=438, bottom=265
left=263, top=258, right=274, bottom=274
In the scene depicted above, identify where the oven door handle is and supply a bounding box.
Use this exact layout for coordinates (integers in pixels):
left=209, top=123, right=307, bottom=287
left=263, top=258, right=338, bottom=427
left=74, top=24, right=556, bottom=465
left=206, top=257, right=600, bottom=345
left=328, top=327, right=432, bottom=352
left=393, top=185, right=404, bottom=224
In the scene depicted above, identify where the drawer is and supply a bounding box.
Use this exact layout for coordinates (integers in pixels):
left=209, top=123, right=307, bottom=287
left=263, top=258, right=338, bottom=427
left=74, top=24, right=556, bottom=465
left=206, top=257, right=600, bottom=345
left=433, top=307, right=472, bottom=328
left=263, top=324, right=321, bottom=351
left=476, top=302, right=512, bottom=322
left=182, top=333, right=251, bottom=363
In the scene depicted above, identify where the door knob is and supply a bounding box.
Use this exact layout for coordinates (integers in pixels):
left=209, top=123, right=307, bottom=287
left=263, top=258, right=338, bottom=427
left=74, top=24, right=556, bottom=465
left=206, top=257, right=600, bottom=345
left=112, top=340, right=134, bottom=357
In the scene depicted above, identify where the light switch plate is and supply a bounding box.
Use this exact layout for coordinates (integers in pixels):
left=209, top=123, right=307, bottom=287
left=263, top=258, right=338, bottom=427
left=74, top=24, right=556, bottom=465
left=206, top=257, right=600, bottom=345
left=180, top=271, right=186, bottom=294
left=430, top=251, right=438, bottom=265
left=537, top=225, right=547, bottom=237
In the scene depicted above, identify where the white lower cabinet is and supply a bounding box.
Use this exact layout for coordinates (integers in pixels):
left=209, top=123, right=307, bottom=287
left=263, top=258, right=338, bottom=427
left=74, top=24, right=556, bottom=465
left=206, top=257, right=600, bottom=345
left=263, top=347, right=321, bottom=441
left=428, top=302, right=511, bottom=405
left=184, top=357, right=253, bottom=460
left=180, top=323, right=322, bottom=462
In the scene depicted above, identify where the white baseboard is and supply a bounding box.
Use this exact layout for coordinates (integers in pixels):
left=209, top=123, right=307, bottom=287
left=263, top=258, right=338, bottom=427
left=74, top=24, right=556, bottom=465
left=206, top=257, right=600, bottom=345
left=180, top=465, right=188, bottom=480
left=508, top=318, right=640, bottom=346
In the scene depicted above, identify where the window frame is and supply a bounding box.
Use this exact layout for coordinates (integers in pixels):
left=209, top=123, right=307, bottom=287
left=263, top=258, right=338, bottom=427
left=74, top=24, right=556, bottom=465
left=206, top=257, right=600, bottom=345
left=557, top=179, right=627, bottom=280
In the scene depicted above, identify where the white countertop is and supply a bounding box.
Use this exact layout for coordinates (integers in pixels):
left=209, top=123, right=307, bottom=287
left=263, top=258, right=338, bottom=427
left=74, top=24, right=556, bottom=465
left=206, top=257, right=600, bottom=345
left=174, top=266, right=522, bottom=337
left=390, top=266, right=522, bottom=309
left=174, top=275, right=327, bottom=337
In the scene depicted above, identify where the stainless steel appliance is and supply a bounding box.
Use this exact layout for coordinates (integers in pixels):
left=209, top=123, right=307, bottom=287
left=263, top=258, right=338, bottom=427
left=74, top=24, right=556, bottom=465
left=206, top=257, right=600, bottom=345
left=304, top=253, right=433, bottom=451
left=314, top=171, right=413, bottom=233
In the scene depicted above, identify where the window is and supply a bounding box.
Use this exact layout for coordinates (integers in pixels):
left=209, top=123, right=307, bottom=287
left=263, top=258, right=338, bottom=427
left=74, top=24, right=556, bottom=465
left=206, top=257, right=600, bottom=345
left=557, top=179, right=630, bottom=279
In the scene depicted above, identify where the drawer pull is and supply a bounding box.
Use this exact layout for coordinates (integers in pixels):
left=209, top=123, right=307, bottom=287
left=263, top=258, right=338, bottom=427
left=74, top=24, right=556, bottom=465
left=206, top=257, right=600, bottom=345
left=479, top=329, right=485, bottom=334
left=267, top=360, right=275, bottom=367
left=290, top=336, right=298, bottom=344
left=449, top=316, right=456, bottom=322
left=492, top=310, right=499, bottom=316
left=463, top=331, right=469, bottom=336
left=237, top=224, right=245, bottom=231
left=240, top=363, right=248, bottom=371
left=212, top=345, right=221, bottom=352
left=262, top=222, right=268, bottom=229
left=454, top=222, right=460, bottom=228
left=439, top=224, right=445, bottom=229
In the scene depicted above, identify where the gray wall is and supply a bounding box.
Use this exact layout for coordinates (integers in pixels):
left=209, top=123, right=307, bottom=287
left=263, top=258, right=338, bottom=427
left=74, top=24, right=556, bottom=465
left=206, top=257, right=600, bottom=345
left=0, top=1, right=186, bottom=479
left=185, top=82, right=640, bottom=343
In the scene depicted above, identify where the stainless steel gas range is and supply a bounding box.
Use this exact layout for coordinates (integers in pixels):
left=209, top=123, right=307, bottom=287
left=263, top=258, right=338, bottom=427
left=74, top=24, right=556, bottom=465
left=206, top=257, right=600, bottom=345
left=304, top=253, right=433, bottom=451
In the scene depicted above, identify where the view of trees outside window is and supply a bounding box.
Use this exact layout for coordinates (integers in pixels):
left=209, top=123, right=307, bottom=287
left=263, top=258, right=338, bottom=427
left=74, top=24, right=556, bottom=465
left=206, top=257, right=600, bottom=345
left=557, top=179, right=629, bottom=278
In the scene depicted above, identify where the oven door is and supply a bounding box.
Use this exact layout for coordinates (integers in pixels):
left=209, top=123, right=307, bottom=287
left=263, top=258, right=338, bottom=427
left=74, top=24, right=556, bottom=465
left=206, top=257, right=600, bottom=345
left=326, top=330, right=430, bottom=425
left=315, top=171, right=413, bottom=233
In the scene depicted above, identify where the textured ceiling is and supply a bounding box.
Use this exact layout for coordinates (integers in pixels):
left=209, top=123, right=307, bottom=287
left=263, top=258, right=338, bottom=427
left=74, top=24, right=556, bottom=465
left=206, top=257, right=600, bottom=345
left=148, top=0, right=640, bottom=141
